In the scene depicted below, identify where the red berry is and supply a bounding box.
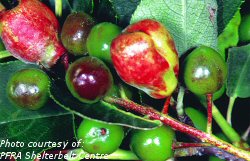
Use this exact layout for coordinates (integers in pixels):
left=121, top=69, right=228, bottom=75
left=66, top=56, right=113, bottom=103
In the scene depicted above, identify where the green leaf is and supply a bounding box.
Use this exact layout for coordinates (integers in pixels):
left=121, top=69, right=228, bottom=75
left=0, top=38, right=6, bottom=51
left=130, top=0, right=218, bottom=55
left=216, top=0, right=244, bottom=34
left=0, top=61, right=74, bottom=159
left=218, top=11, right=241, bottom=60
left=0, top=50, right=12, bottom=59
left=109, top=0, right=141, bottom=27
left=67, top=0, right=94, bottom=13
left=92, top=0, right=117, bottom=24
left=50, top=77, right=161, bottom=129
left=226, top=44, right=250, bottom=98
left=91, top=0, right=140, bottom=27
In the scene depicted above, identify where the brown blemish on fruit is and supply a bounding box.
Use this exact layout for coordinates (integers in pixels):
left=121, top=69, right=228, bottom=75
left=93, top=145, right=100, bottom=151
left=100, top=128, right=107, bottom=135
left=216, top=67, right=224, bottom=90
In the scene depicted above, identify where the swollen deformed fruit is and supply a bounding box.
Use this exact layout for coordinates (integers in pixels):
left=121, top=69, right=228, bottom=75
left=6, top=68, right=50, bottom=110
left=183, top=46, right=227, bottom=95
left=61, top=12, right=95, bottom=55
left=130, top=125, right=175, bottom=161
left=77, top=119, right=124, bottom=154
left=111, top=19, right=179, bottom=99
left=0, top=0, right=65, bottom=68
left=66, top=56, right=113, bottom=104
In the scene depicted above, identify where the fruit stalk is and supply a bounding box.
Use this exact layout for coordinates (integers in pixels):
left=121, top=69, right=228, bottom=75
left=205, top=103, right=242, bottom=144
left=61, top=53, right=69, bottom=70
left=176, top=86, right=185, bottom=117
left=103, top=96, right=250, bottom=160
left=55, top=0, right=62, bottom=17
left=207, top=93, right=213, bottom=134
left=227, top=96, right=236, bottom=125
left=162, top=97, right=171, bottom=114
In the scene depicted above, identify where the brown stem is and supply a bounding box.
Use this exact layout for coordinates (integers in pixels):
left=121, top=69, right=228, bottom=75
left=173, top=142, right=211, bottom=149
left=174, top=146, right=246, bottom=160
left=103, top=97, right=250, bottom=160
left=162, top=96, right=171, bottom=114
left=207, top=94, right=213, bottom=134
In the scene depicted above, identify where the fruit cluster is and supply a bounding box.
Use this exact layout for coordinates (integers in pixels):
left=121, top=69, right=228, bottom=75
left=1, top=0, right=248, bottom=161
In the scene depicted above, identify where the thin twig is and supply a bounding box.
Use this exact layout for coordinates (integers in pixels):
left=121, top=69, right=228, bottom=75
left=176, top=86, right=185, bottom=117
left=103, top=96, right=250, bottom=160
left=227, top=96, right=236, bottom=125
left=206, top=94, right=213, bottom=134
left=173, top=142, right=211, bottom=149
left=162, top=96, right=171, bottom=114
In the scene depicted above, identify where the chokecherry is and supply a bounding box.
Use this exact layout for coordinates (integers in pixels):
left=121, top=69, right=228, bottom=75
left=6, top=68, right=50, bottom=110
left=65, top=56, right=113, bottom=104
left=61, top=12, right=95, bottom=55
left=77, top=118, right=124, bottom=154
left=130, top=125, right=175, bottom=161
left=86, top=22, right=121, bottom=64
left=183, top=46, right=227, bottom=95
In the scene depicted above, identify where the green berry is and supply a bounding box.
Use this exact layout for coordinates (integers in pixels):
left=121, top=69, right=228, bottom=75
left=86, top=22, right=121, bottom=64
left=183, top=46, right=227, bottom=95
left=77, top=119, right=124, bottom=154
left=130, top=126, right=175, bottom=161
left=6, top=68, right=50, bottom=110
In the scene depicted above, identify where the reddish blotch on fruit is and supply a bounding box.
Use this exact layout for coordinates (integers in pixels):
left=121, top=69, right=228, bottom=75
left=0, top=0, right=66, bottom=68
left=111, top=19, right=179, bottom=99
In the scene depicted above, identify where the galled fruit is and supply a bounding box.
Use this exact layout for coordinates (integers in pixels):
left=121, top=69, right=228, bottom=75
left=0, top=0, right=65, bottom=68
left=111, top=19, right=179, bottom=99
